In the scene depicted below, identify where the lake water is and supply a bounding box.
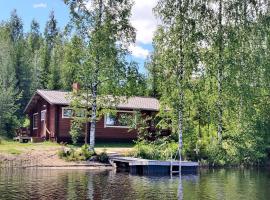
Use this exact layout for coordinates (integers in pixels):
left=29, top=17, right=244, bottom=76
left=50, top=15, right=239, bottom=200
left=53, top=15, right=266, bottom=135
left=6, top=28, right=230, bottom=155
left=0, top=168, right=269, bottom=200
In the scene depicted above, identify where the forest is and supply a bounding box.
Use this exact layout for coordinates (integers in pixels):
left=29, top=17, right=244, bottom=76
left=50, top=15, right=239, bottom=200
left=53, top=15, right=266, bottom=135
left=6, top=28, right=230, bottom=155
left=0, top=0, right=269, bottom=166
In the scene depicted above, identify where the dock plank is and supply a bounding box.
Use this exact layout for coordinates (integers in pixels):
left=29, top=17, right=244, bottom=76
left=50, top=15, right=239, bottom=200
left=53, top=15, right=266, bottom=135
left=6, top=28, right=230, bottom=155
left=109, top=156, right=198, bottom=167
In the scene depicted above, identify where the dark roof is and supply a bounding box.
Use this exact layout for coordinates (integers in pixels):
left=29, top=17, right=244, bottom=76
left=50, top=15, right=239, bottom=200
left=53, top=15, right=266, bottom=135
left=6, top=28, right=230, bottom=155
left=24, top=89, right=160, bottom=113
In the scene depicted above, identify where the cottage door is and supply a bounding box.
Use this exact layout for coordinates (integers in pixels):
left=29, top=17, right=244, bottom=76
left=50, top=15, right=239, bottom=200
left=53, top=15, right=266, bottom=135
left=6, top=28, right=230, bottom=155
left=41, top=110, right=47, bottom=139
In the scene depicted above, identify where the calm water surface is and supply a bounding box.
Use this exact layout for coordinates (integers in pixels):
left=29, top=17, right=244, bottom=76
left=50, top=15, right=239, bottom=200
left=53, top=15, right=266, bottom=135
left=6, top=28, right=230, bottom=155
left=0, top=168, right=269, bottom=200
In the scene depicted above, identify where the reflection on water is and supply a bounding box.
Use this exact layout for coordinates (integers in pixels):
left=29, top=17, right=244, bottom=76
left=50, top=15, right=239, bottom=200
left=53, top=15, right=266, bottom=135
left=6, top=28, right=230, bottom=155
left=0, top=168, right=269, bottom=200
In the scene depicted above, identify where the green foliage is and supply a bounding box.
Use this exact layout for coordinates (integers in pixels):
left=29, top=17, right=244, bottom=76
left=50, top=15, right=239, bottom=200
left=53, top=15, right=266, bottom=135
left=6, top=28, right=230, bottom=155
left=22, top=118, right=30, bottom=128
left=98, top=149, right=109, bottom=163
left=58, top=145, right=95, bottom=161
left=142, top=0, right=270, bottom=166
left=0, top=25, right=21, bottom=137
left=69, top=120, right=83, bottom=145
left=80, top=144, right=93, bottom=160
left=132, top=140, right=179, bottom=161
left=65, top=0, right=137, bottom=149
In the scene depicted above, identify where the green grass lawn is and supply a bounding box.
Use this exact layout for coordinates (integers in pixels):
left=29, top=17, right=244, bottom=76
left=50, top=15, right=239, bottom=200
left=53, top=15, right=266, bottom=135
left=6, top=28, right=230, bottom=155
left=0, top=139, right=134, bottom=156
left=0, top=140, right=60, bottom=155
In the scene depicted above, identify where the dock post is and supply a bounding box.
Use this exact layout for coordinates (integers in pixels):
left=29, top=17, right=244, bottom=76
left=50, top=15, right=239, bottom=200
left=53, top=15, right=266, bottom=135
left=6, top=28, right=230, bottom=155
left=170, top=152, right=173, bottom=177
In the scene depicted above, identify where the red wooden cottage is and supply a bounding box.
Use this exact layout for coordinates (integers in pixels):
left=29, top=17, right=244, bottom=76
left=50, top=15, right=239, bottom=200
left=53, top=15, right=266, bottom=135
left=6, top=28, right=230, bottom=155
left=24, top=86, right=160, bottom=142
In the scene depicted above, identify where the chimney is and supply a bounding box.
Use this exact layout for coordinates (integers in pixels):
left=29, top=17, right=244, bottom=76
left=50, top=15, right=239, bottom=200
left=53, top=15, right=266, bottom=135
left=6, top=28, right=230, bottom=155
left=72, top=82, right=80, bottom=93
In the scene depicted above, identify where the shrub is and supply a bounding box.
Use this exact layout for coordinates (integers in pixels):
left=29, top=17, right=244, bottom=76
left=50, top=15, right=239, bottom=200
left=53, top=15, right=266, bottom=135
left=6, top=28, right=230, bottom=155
left=98, top=149, right=109, bottom=163
left=58, top=147, right=76, bottom=161
left=58, top=145, right=95, bottom=161
left=69, top=121, right=83, bottom=144
left=80, top=144, right=94, bottom=160
left=57, top=148, right=67, bottom=159
left=132, top=140, right=179, bottom=161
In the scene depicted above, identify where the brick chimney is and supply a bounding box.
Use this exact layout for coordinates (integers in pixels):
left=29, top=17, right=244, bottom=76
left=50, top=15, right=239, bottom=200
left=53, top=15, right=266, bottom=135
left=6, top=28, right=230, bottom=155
left=72, top=82, right=80, bottom=93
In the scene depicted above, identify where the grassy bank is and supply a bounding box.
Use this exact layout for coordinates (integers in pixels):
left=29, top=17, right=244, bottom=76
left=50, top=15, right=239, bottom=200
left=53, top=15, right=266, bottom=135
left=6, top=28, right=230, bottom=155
left=0, top=140, right=60, bottom=155
left=0, top=139, right=134, bottom=156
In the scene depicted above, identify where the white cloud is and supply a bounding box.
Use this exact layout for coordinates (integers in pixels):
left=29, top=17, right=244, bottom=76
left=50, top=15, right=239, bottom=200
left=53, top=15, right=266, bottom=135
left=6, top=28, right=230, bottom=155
left=33, top=3, right=47, bottom=9
left=83, top=0, right=157, bottom=59
left=131, top=0, right=158, bottom=44
left=129, top=45, right=150, bottom=59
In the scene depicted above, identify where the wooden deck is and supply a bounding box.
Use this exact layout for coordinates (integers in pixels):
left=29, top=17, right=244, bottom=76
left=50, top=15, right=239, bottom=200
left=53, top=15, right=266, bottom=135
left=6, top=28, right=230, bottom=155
left=109, top=156, right=198, bottom=175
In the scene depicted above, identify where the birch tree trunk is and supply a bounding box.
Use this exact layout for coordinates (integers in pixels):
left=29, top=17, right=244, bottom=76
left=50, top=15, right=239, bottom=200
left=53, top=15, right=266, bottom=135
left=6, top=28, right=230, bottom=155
left=217, top=0, right=223, bottom=142
left=89, top=0, right=102, bottom=150
left=89, top=84, right=97, bottom=150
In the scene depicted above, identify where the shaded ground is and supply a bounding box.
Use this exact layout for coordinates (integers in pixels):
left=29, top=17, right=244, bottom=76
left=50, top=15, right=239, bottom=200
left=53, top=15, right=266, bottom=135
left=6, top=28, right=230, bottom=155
left=0, top=141, right=134, bottom=168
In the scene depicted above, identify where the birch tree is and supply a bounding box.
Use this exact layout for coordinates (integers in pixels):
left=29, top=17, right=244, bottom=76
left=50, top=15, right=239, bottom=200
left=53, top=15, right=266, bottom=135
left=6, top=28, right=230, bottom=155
left=64, top=0, right=135, bottom=149
left=153, top=0, right=207, bottom=158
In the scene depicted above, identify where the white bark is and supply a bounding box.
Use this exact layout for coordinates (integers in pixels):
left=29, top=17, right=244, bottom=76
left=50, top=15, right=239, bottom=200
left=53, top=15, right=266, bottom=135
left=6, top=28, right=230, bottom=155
left=217, top=0, right=223, bottom=142
left=89, top=87, right=97, bottom=150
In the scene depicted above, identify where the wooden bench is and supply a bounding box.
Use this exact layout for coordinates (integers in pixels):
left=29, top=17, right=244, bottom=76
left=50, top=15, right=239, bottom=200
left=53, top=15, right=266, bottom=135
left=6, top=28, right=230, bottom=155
left=14, top=127, right=31, bottom=143
left=13, top=136, right=31, bottom=143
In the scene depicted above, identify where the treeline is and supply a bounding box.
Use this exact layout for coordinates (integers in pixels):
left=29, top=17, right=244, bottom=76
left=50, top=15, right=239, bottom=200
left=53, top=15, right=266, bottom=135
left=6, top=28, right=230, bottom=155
left=143, top=0, right=270, bottom=165
left=0, top=9, right=146, bottom=137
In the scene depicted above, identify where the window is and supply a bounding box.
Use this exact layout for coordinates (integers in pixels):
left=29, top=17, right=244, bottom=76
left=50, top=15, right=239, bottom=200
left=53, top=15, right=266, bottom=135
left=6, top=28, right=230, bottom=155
left=104, top=111, right=134, bottom=128
left=62, top=108, right=73, bottom=118
left=41, top=110, right=46, bottom=121
left=33, top=113, right=38, bottom=130
left=105, top=114, right=117, bottom=126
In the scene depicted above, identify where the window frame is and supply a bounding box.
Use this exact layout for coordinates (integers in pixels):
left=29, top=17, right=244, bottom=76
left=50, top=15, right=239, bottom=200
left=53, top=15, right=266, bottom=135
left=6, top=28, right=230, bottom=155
left=41, top=110, right=46, bottom=121
left=33, top=113, right=38, bottom=130
left=104, top=110, right=135, bottom=129
left=62, top=107, right=73, bottom=119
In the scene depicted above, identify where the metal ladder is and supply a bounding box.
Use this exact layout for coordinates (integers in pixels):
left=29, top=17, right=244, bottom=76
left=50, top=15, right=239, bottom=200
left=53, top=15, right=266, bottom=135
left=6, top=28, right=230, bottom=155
left=170, top=151, right=182, bottom=176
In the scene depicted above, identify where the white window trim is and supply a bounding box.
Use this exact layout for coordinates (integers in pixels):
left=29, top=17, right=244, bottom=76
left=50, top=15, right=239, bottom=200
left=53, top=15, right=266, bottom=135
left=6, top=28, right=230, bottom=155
left=104, top=110, right=135, bottom=129
left=33, top=113, right=38, bottom=130
left=41, top=110, right=46, bottom=121
left=62, top=107, right=73, bottom=119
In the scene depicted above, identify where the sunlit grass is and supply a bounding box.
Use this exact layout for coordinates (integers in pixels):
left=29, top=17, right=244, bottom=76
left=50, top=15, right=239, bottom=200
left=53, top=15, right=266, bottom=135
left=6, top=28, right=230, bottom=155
left=0, top=140, right=60, bottom=155
left=0, top=138, right=134, bottom=156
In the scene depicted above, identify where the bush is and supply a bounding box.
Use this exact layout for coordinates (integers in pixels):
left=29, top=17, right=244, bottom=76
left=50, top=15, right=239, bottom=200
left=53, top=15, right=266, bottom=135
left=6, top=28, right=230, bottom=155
left=98, top=149, right=109, bottom=163
left=132, top=140, right=179, bottom=161
left=69, top=121, right=83, bottom=144
left=57, top=148, right=67, bottom=159
left=58, top=145, right=95, bottom=161
left=80, top=144, right=94, bottom=160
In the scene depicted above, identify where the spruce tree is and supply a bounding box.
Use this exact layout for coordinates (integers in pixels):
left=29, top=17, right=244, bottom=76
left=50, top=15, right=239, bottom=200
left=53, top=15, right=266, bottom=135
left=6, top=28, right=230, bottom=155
left=41, top=11, right=59, bottom=88
left=0, top=27, right=20, bottom=137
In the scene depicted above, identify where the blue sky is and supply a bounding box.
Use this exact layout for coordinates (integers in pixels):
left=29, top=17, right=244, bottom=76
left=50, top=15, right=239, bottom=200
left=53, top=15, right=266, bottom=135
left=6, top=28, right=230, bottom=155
left=0, top=0, right=158, bottom=73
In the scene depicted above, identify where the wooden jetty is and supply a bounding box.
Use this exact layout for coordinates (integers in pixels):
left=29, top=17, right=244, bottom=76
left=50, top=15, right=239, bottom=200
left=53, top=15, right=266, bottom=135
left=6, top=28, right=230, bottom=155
left=109, top=156, right=198, bottom=175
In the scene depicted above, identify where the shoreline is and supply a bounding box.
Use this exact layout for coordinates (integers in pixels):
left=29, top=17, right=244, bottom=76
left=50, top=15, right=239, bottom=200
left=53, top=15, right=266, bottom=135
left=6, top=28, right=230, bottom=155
left=0, top=158, right=114, bottom=169
left=0, top=164, right=114, bottom=170
left=0, top=147, right=114, bottom=169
